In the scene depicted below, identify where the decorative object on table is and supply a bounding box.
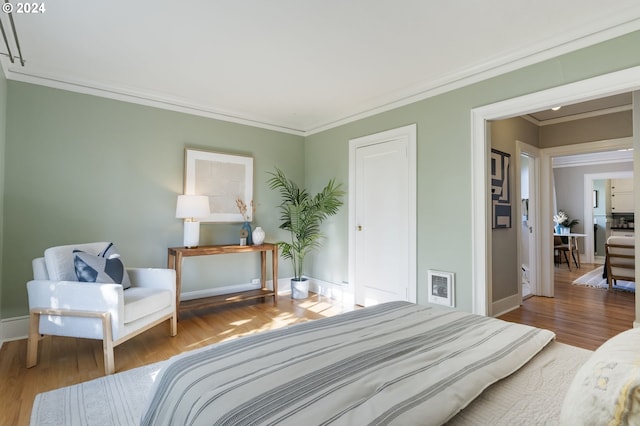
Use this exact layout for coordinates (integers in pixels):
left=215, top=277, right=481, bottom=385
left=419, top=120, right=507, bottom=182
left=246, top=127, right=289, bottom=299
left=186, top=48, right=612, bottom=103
left=236, top=198, right=254, bottom=245
left=176, top=195, right=210, bottom=248
left=183, top=148, right=253, bottom=223
left=553, top=210, right=580, bottom=234
left=239, top=227, right=248, bottom=246
left=241, top=222, right=252, bottom=245
left=268, top=168, right=345, bottom=299
left=252, top=226, right=265, bottom=246
left=490, top=149, right=511, bottom=229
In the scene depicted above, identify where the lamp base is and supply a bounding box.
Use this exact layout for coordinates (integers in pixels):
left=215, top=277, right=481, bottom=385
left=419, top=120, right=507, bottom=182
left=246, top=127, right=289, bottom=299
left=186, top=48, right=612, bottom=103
left=183, top=221, right=200, bottom=248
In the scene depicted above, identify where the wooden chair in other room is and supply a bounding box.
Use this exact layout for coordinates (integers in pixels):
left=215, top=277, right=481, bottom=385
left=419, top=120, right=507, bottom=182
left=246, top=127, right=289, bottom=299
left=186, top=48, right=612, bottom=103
left=554, top=235, right=576, bottom=270
left=605, top=236, right=635, bottom=289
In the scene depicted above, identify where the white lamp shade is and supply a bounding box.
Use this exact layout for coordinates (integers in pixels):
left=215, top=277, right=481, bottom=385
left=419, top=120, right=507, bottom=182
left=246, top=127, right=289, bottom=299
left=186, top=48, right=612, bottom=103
left=176, top=195, right=210, bottom=219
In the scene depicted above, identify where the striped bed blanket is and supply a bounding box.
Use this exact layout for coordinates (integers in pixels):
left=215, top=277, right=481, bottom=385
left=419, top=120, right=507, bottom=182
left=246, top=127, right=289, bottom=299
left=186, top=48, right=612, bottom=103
left=141, top=301, right=554, bottom=425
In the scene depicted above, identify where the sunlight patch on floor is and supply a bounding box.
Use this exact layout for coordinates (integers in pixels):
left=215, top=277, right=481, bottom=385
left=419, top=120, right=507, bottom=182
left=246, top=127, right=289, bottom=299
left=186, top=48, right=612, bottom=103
left=297, top=298, right=354, bottom=317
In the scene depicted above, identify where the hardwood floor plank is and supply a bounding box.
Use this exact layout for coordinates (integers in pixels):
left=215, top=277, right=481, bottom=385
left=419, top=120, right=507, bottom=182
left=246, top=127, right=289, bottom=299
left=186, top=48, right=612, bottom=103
left=2, top=267, right=634, bottom=425
left=499, top=263, right=635, bottom=351
left=0, top=295, right=353, bottom=425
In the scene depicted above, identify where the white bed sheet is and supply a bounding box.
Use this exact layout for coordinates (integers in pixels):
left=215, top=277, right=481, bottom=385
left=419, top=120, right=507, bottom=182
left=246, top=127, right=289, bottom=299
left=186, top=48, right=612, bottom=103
left=449, top=341, right=592, bottom=425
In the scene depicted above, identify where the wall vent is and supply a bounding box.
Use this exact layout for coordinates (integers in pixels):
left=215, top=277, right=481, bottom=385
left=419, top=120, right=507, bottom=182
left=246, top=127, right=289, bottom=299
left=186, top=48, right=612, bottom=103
left=427, top=270, right=455, bottom=307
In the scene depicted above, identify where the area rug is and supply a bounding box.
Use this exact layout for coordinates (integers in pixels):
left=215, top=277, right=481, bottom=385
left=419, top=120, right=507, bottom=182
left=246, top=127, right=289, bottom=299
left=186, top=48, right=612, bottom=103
left=30, top=361, right=164, bottom=425
left=572, top=266, right=635, bottom=292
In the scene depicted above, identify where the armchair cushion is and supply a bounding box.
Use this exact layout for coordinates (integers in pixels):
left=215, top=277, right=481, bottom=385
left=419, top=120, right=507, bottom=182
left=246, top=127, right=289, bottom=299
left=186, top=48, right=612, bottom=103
left=123, top=287, right=172, bottom=324
left=73, top=243, right=131, bottom=289
left=45, top=242, right=110, bottom=281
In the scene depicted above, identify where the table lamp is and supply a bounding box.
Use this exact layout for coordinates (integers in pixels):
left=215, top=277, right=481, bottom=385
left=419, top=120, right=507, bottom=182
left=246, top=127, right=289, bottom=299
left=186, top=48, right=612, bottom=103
left=176, top=195, right=210, bottom=248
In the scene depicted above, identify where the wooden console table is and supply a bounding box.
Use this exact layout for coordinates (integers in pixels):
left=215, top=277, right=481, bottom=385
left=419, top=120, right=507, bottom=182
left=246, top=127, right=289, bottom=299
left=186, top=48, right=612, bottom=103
left=167, top=243, right=278, bottom=316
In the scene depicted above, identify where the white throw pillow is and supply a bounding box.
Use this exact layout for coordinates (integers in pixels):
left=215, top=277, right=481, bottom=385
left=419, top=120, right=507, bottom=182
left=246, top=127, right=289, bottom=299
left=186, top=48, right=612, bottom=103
left=560, top=327, right=640, bottom=425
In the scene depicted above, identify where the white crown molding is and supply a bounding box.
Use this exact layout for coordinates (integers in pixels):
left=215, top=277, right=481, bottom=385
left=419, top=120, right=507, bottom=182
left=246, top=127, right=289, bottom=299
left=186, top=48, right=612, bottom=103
left=4, top=68, right=307, bottom=136
left=527, top=104, right=632, bottom=127
left=4, top=16, right=640, bottom=136
left=520, top=114, right=540, bottom=126
left=305, top=16, right=640, bottom=135
left=552, top=145, right=633, bottom=168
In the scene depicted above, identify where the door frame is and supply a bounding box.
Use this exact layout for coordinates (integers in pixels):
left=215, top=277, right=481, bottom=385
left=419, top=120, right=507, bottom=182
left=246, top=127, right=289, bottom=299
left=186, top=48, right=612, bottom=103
left=538, top=138, right=634, bottom=296
left=348, top=124, right=417, bottom=304
left=471, top=65, right=640, bottom=316
left=515, top=141, right=541, bottom=300
left=583, top=168, right=633, bottom=264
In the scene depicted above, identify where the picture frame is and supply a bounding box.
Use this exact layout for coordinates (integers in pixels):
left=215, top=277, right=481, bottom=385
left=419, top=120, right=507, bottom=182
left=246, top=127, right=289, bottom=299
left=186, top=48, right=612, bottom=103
left=184, top=148, right=253, bottom=223
left=490, top=149, right=511, bottom=229
left=427, top=270, right=455, bottom=307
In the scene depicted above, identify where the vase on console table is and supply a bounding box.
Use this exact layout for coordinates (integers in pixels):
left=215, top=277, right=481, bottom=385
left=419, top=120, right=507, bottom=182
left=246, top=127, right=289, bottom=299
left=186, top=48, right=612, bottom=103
left=241, top=221, right=253, bottom=245
left=252, top=226, right=265, bottom=245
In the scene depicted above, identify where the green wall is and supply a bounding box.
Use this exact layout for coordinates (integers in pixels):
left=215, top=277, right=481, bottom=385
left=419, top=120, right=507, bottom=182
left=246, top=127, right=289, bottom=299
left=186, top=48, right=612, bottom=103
left=3, top=30, right=640, bottom=318
left=305, top=30, right=640, bottom=311
left=1, top=82, right=304, bottom=318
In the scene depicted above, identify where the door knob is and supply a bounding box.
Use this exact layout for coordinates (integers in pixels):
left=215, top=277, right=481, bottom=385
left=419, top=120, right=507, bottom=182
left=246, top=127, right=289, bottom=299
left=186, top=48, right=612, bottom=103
left=357, top=225, right=362, bottom=231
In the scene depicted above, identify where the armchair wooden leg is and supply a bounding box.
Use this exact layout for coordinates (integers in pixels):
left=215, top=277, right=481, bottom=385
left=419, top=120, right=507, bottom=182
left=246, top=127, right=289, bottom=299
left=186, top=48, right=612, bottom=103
left=170, top=314, right=177, bottom=337
left=100, top=312, right=115, bottom=375
left=26, top=310, right=41, bottom=368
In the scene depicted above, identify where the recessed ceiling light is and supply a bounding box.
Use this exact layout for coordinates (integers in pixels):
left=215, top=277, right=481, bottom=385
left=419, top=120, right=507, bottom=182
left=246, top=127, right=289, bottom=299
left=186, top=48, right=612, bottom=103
left=551, top=106, right=562, bottom=111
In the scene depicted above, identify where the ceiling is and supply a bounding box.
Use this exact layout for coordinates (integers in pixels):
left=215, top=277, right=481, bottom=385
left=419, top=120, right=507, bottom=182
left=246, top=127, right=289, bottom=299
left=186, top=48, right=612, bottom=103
left=2, top=1, right=640, bottom=135
left=527, top=93, right=633, bottom=125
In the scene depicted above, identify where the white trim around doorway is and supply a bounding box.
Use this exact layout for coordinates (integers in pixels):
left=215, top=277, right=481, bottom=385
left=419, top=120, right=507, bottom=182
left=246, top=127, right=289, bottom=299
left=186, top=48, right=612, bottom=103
left=471, top=65, right=640, bottom=317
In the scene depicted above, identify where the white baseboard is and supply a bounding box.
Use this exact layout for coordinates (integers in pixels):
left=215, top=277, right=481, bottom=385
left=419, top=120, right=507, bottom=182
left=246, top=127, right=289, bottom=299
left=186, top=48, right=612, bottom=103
left=308, top=277, right=355, bottom=307
left=277, top=276, right=354, bottom=307
left=492, top=294, right=521, bottom=317
left=0, top=315, right=30, bottom=348
left=180, top=282, right=263, bottom=301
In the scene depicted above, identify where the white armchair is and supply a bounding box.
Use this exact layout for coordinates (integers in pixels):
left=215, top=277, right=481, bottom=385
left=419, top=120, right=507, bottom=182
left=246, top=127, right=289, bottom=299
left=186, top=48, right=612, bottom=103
left=26, top=242, right=177, bottom=375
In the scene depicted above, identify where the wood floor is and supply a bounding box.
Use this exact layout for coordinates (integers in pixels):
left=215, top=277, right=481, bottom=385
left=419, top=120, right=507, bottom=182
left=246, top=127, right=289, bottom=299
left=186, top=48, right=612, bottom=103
left=0, top=295, right=353, bottom=426
left=1, top=265, right=635, bottom=425
left=499, top=262, right=636, bottom=351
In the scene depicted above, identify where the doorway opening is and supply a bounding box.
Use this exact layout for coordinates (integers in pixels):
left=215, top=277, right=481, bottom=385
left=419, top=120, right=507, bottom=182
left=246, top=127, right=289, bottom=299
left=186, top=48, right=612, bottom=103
left=471, top=66, right=640, bottom=317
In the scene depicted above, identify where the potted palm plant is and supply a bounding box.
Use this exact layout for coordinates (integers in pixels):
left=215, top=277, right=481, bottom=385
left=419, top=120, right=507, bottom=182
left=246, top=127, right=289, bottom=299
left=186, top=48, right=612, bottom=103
left=267, top=168, right=345, bottom=299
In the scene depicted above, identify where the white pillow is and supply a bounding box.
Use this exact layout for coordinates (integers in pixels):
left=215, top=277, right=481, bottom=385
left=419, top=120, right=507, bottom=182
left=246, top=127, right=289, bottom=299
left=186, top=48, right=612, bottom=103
left=560, top=328, right=640, bottom=425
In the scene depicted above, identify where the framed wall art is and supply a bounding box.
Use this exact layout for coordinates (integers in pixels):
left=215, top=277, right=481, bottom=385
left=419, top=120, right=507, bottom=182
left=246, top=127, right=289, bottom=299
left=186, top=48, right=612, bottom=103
left=184, top=148, right=253, bottom=222
left=490, top=148, right=511, bottom=229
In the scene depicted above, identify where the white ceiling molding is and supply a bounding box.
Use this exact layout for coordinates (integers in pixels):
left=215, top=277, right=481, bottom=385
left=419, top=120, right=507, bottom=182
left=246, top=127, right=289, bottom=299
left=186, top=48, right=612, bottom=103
left=552, top=146, right=634, bottom=168
left=525, top=104, right=632, bottom=127
left=5, top=69, right=308, bottom=136
left=306, top=16, right=640, bottom=135
left=3, top=3, right=640, bottom=135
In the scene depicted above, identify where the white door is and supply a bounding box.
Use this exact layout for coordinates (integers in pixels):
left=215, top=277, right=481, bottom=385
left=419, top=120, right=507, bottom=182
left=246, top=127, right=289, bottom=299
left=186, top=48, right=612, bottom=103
left=517, top=142, right=541, bottom=298
left=350, top=125, right=416, bottom=306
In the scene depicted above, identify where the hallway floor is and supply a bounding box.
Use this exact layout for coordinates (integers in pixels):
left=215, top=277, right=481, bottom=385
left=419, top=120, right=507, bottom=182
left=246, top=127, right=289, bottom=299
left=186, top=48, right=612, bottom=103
left=501, top=263, right=635, bottom=350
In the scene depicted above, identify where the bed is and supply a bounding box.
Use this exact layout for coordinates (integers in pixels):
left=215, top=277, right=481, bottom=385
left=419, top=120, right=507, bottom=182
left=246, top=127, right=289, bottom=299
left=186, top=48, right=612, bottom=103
left=30, top=301, right=640, bottom=425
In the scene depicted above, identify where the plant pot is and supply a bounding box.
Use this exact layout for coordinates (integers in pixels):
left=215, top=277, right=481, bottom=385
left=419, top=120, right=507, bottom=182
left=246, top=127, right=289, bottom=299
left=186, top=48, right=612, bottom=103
left=291, top=278, right=309, bottom=299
